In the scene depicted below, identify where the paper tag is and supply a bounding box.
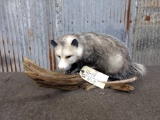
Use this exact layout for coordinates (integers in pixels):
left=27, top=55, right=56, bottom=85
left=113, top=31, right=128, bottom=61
left=79, top=66, right=109, bottom=89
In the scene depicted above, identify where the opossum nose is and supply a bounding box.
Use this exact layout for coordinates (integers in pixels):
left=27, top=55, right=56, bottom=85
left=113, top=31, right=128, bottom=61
left=58, top=62, right=68, bottom=70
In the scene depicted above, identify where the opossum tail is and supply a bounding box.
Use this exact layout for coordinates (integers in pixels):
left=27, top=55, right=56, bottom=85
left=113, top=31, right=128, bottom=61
left=132, top=63, right=146, bottom=77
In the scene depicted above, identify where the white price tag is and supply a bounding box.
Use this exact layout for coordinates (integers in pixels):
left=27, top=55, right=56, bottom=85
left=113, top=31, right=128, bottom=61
left=79, top=66, right=109, bottom=89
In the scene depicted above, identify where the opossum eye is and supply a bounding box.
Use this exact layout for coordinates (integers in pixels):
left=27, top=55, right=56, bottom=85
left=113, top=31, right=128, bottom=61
left=66, top=55, right=72, bottom=59
left=57, top=55, right=61, bottom=58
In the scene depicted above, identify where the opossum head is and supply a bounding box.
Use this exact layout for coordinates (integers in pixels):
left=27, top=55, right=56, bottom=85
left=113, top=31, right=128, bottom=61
left=51, top=35, right=83, bottom=70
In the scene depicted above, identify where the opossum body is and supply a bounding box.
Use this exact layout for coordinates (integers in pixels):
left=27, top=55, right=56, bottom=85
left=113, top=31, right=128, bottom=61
left=51, top=32, right=146, bottom=80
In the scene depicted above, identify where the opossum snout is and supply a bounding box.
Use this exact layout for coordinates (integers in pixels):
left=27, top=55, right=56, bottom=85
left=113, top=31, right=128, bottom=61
left=58, top=62, right=71, bottom=70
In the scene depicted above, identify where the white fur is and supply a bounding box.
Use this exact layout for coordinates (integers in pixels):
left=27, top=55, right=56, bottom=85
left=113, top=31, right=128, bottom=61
left=55, top=44, right=63, bottom=57
left=66, top=36, right=77, bottom=44
left=77, top=45, right=83, bottom=58
left=108, top=54, right=123, bottom=73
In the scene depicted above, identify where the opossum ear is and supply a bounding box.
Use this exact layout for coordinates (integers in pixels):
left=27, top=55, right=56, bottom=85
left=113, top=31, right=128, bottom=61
left=71, top=39, right=78, bottom=47
left=51, top=40, right=57, bottom=47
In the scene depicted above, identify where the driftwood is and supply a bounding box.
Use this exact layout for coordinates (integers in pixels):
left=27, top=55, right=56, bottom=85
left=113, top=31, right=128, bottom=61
left=24, top=58, right=138, bottom=91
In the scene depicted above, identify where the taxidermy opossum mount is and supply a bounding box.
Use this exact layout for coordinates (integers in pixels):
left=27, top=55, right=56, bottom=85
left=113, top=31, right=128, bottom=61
left=51, top=32, right=146, bottom=80
left=24, top=32, right=146, bottom=92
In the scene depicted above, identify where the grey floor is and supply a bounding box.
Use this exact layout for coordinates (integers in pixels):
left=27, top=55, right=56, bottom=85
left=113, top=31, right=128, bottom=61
left=0, top=66, right=160, bottom=120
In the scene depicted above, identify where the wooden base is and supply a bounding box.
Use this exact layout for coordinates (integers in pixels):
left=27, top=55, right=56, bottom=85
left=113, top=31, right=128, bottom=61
left=24, top=58, right=137, bottom=91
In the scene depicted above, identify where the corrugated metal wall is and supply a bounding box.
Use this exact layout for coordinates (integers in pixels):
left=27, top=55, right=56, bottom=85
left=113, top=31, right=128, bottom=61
left=55, top=0, right=136, bottom=50
left=1, top=0, right=159, bottom=72
left=133, top=0, right=160, bottom=66
left=0, top=0, right=136, bottom=72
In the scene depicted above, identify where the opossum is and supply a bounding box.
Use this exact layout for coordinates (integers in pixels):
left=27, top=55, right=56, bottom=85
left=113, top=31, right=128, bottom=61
left=51, top=32, right=146, bottom=80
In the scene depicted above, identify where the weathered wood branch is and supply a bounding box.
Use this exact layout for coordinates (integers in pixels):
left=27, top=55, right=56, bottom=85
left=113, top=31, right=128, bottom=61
left=24, top=58, right=137, bottom=91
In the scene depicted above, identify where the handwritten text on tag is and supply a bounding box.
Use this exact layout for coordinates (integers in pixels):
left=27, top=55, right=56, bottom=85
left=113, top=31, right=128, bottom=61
left=79, top=66, right=109, bottom=89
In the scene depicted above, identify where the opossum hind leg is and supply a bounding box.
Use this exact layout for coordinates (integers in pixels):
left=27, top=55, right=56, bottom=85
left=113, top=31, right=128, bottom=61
left=107, top=54, right=124, bottom=73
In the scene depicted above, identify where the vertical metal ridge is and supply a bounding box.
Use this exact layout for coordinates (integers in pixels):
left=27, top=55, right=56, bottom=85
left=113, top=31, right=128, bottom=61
left=46, top=0, right=52, bottom=70
left=11, top=40, right=17, bottom=72
left=126, top=0, right=131, bottom=32
left=2, top=38, right=9, bottom=72
left=0, top=50, right=4, bottom=72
